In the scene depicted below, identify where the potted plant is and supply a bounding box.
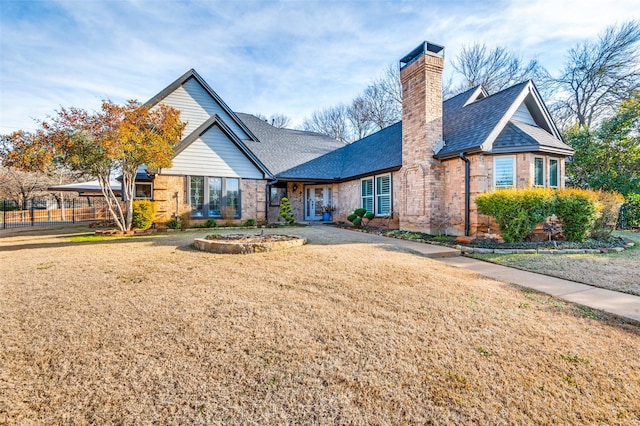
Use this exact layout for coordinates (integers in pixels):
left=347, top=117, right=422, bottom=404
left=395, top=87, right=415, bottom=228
left=321, top=204, right=335, bottom=222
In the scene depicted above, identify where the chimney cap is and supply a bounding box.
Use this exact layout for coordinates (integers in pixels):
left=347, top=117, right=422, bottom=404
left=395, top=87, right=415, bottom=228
left=400, top=41, right=444, bottom=70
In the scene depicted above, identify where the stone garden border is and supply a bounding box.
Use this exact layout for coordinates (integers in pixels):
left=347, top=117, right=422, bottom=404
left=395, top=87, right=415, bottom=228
left=455, top=242, right=634, bottom=255
left=194, top=234, right=306, bottom=254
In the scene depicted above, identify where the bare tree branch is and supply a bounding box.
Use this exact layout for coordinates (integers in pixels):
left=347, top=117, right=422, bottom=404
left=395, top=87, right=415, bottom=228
left=550, top=20, right=640, bottom=128
left=450, top=43, right=544, bottom=95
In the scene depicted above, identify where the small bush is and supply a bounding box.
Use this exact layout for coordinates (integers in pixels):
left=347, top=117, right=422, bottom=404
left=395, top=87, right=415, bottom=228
left=475, top=188, right=554, bottom=243
left=242, top=218, right=256, bottom=227
left=347, top=208, right=374, bottom=228
left=554, top=189, right=598, bottom=242
left=132, top=200, right=157, bottom=230
left=179, top=212, right=190, bottom=230
left=278, top=197, right=295, bottom=224
left=165, top=218, right=181, bottom=229
left=204, top=219, right=217, bottom=228
left=590, top=190, right=624, bottom=238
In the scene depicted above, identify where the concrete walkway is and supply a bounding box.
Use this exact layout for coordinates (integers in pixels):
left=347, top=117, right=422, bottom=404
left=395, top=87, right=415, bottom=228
left=439, top=255, right=640, bottom=323
left=324, top=228, right=640, bottom=323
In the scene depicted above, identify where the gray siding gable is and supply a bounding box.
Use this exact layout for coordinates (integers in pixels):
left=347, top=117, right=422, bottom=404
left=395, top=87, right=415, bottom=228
left=168, top=114, right=271, bottom=178
left=144, top=69, right=259, bottom=143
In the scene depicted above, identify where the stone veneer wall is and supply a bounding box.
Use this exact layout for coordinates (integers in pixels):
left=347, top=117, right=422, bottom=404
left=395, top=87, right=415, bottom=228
left=399, top=49, right=445, bottom=233
left=442, top=153, right=568, bottom=236
left=152, top=175, right=267, bottom=225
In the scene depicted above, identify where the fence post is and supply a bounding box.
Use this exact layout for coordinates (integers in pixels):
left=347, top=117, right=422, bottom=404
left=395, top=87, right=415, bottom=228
left=30, top=200, right=35, bottom=226
left=72, top=198, right=76, bottom=223
left=2, top=200, right=5, bottom=229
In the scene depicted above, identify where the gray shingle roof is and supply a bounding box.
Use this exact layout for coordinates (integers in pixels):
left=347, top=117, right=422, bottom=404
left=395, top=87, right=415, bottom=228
left=438, top=81, right=529, bottom=158
left=278, top=122, right=402, bottom=180
left=232, top=81, right=571, bottom=181
left=493, top=120, right=574, bottom=154
left=236, top=113, right=346, bottom=176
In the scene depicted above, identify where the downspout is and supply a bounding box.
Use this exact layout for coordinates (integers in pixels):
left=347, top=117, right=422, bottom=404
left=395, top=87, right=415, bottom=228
left=459, top=152, right=470, bottom=237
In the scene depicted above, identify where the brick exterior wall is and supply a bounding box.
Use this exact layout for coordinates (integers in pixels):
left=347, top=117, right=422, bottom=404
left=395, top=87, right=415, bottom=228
left=152, top=175, right=267, bottom=226
left=399, top=49, right=445, bottom=233
left=443, top=153, right=568, bottom=236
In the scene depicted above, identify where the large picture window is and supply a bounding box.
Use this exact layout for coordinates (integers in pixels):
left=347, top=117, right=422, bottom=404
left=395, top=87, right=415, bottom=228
left=189, top=176, right=241, bottom=218
left=494, top=156, right=516, bottom=188
left=361, top=174, right=391, bottom=216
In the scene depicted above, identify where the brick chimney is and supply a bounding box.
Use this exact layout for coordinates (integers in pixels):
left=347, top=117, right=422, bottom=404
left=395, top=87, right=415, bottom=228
left=399, top=41, right=445, bottom=232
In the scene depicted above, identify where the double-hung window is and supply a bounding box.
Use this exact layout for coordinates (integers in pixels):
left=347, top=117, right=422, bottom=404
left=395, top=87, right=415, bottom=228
left=375, top=175, right=391, bottom=215
left=494, top=156, right=516, bottom=188
left=549, top=158, right=559, bottom=188
left=361, top=174, right=391, bottom=216
left=189, top=176, right=240, bottom=218
left=361, top=179, right=374, bottom=212
left=534, top=157, right=545, bottom=186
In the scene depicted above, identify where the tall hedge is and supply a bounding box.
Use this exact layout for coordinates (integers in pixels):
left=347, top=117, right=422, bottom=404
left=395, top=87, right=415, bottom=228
left=475, top=188, right=555, bottom=243
left=553, top=189, right=599, bottom=242
left=132, top=200, right=157, bottom=230
left=476, top=188, right=607, bottom=242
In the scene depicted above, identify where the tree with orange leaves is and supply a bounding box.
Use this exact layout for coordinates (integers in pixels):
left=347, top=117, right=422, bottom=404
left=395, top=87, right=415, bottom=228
left=1, top=100, right=185, bottom=231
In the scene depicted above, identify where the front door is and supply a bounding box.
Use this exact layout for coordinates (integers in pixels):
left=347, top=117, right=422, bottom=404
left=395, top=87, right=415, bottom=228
left=305, top=185, right=332, bottom=221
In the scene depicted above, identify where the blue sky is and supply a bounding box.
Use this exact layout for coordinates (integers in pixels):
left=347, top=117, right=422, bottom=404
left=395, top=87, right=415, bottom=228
left=1, top=0, right=638, bottom=133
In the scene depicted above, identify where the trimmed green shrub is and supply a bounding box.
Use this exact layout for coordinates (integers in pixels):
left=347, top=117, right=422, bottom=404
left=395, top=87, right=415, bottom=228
left=165, top=218, right=180, bottom=229
left=242, top=218, right=256, bottom=227
left=554, top=189, right=598, bottom=242
left=204, top=219, right=217, bottom=228
left=278, top=197, right=295, bottom=224
left=475, top=188, right=554, bottom=243
left=347, top=208, right=375, bottom=228
left=590, top=190, right=624, bottom=238
left=622, top=193, right=640, bottom=228
left=132, top=200, right=156, bottom=230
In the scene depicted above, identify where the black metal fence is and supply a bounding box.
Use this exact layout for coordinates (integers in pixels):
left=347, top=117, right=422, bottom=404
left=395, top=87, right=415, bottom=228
left=1, top=197, right=113, bottom=229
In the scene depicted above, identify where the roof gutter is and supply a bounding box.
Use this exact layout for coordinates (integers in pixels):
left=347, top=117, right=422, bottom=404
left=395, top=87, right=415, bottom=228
left=460, top=152, right=471, bottom=237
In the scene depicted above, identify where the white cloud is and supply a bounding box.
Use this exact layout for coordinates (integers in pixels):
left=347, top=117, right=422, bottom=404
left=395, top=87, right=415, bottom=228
left=1, top=0, right=638, bottom=133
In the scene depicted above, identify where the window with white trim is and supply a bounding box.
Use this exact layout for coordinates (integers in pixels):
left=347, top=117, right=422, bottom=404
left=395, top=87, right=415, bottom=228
left=549, top=158, right=559, bottom=188
left=494, top=156, right=516, bottom=188
left=375, top=175, right=391, bottom=215
left=361, top=174, right=392, bottom=216
left=189, top=176, right=240, bottom=218
left=361, top=178, right=373, bottom=212
left=534, top=157, right=545, bottom=186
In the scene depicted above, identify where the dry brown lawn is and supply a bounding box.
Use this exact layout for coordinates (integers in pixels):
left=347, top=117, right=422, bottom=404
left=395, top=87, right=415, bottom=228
left=1, top=225, right=639, bottom=424
left=470, top=231, right=640, bottom=296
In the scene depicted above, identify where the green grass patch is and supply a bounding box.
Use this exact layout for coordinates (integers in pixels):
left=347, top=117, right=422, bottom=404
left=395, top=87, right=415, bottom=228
left=69, top=234, right=116, bottom=243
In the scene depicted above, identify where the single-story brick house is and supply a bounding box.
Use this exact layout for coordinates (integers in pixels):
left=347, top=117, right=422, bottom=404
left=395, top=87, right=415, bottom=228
left=133, top=41, right=574, bottom=236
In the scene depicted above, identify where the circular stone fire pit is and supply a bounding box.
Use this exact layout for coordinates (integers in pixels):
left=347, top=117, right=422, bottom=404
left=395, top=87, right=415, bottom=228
left=194, top=233, right=306, bottom=254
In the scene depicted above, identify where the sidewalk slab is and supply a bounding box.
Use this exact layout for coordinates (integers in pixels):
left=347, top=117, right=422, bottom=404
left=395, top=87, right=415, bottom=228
left=439, top=256, right=640, bottom=323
